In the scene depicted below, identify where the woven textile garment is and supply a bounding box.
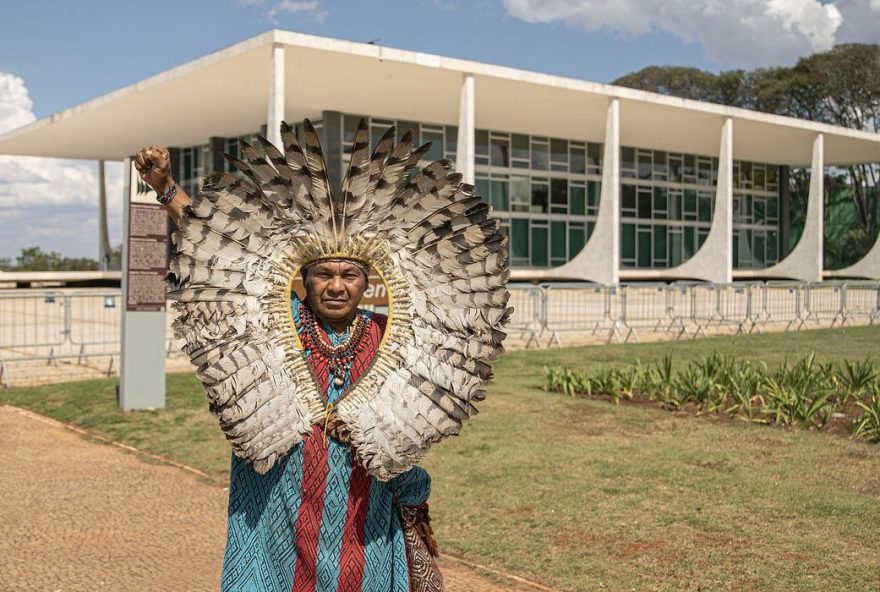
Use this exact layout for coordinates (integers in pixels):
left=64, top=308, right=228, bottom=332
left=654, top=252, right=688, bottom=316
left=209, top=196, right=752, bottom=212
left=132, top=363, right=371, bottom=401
left=221, top=293, right=431, bottom=592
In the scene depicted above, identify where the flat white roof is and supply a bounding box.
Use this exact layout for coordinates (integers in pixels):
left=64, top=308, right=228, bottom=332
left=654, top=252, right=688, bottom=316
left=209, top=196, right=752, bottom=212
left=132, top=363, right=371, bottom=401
left=1, top=29, right=879, bottom=166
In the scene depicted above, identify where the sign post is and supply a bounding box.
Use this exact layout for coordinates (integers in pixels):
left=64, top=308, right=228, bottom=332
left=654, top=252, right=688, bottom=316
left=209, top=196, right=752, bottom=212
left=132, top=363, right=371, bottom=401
left=119, top=159, right=168, bottom=410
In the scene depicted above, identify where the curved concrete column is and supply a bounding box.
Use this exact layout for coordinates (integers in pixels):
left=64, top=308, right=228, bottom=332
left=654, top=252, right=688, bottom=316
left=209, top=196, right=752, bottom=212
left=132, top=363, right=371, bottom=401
left=267, top=43, right=285, bottom=147
left=825, top=230, right=880, bottom=280
left=456, top=73, right=475, bottom=185
left=759, top=133, right=824, bottom=282
left=660, top=117, right=734, bottom=283
left=510, top=98, right=620, bottom=284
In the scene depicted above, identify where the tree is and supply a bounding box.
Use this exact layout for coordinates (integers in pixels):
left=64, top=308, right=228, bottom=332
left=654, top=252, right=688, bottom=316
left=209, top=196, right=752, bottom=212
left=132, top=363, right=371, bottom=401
left=615, top=44, right=880, bottom=264
left=13, top=246, right=99, bottom=271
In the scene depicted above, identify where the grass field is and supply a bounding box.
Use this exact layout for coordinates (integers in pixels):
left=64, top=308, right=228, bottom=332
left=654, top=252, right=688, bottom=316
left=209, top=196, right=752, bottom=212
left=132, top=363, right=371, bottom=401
left=3, top=325, right=880, bottom=591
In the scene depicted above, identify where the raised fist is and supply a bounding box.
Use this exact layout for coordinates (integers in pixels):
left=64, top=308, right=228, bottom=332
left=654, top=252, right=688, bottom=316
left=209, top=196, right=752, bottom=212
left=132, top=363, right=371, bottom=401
left=134, top=145, right=173, bottom=194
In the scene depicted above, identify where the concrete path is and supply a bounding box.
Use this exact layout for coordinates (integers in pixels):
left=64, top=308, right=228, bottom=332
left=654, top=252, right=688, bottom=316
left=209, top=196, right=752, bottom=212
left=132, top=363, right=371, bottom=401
left=0, top=406, right=550, bottom=592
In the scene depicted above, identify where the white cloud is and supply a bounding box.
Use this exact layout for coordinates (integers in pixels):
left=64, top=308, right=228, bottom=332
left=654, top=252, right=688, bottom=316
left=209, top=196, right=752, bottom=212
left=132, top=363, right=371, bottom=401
left=502, top=0, right=857, bottom=67
left=266, top=1, right=328, bottom=25
left=0, top=72, right=123, bottom=260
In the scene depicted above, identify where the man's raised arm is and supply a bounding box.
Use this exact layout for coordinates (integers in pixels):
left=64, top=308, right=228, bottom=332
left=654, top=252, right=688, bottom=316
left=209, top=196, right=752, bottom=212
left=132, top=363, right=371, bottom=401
left=133, top=145, right=192, bottom=225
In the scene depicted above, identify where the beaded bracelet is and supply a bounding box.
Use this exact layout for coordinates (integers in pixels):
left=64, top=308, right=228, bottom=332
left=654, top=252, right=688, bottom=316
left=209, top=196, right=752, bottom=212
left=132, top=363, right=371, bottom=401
left=156, top=182, right=177, bottom=206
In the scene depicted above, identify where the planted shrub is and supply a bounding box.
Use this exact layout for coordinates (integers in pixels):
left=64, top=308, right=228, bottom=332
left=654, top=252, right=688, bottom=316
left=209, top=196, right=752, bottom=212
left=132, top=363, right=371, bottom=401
left=544, top=353, right=880, bottom=443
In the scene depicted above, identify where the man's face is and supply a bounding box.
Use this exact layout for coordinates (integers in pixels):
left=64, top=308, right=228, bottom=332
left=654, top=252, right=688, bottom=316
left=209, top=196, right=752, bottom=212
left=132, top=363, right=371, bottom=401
left=303, top=260, right=368, bottom=323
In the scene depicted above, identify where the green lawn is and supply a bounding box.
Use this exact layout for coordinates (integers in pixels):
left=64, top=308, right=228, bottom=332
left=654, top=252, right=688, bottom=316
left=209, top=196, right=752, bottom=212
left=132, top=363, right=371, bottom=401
left=4, top=325, right=880, bottom=591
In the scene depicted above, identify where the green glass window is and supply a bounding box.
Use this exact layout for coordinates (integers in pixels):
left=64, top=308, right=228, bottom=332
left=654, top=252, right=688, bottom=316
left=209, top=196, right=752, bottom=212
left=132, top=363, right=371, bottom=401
left=638, top=152, right=652, bottom=180
left=622, top=147, right=635, bottom=178
left=588, top=181, right=600, bottom=213
left=766, top=167, right=779, bottom=191
left=490, top=136, right=509, bottom=167
left=490, top=179, right=509, bottom=211
left=669, top=231, right=682, bottom=267
left=587, top=143, right=602, bottom=172
left=422, top=129, right=444, bottom=162
left=512, top=134, right=529, bottom=160
left=698, top=195, right=713, bottom=222
left=754, top=198, right=765, bottom=224
left=510, top=176, right=530, bottom=212
left=569, top=184, right=586, bottom=216
left=684, top=226, right=695, bottom=259
left=653, top=151, right=667, bottom=180
left=668, top=190, right=682, bottom=220
left=570, top=145, right=586, bottom=175
left=622, top=223, right=636, bottom=259
left=638, top=228, right=652, bottom=267
left=531, top=181, right=548, bottom=214
left=550, top=178, right=567, bottom=214
left=754, top=233, right=766, bottom=265
left=638, top=189, right=652, bottom=218
left=668, top=155, right=682, bottom=183
left=475, top=177, right=490, bottom=206
left=653, top=225, right=667, bottom=261
left=732, top=233, right=740, bottom=268
left=551, top=221, right=566, bottom=260
left=622, top=185, right=637, bottom=212
left=653, top=187, right=667, bottom=219
left=684, top=190, right=697, bottom=219
left=531, top=140, right=549, bottom=170
left=531, top=224, right=548, bottom=267
left=475, top=130, right=489, bottom=156
left=767, top=230, right=778, bottom=262
left=551, top=139, right=568, bottom=165
left=569, top=224, right=586, bottom=260
left=445, top=126, right=457, bottom=155
left=767, top=196, right=778, bottom=220
left=511, top=219, right=529, bottom=261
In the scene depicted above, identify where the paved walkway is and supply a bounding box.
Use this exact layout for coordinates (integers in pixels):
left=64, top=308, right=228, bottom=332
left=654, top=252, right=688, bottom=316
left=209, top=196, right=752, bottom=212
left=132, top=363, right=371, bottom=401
left=0, top=406, right=549, bottom=592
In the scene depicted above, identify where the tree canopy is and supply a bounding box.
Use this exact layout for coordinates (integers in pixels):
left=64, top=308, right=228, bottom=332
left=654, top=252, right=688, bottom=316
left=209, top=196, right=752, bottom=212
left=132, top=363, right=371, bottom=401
left=614, top=44, right=880, bottom=268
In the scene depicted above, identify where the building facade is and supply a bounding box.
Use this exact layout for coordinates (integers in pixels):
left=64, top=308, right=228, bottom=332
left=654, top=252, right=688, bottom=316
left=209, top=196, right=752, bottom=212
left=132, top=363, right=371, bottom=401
left=1, top=29, right=878, bottom=282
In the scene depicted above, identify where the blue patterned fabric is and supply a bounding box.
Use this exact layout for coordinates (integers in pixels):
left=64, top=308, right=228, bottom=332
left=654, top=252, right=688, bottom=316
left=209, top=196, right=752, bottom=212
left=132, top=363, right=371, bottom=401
left=220, top=294, right=431, bottom=592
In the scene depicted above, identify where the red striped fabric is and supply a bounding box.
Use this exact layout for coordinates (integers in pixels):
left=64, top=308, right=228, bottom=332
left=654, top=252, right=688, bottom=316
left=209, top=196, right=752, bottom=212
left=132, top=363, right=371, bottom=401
left=291, top=430, right=329, bottom=592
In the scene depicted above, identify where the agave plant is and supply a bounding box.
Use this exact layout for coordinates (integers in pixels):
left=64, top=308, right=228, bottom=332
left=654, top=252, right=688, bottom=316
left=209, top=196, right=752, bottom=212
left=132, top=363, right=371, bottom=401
left=839, top=359, right=878, bottom=405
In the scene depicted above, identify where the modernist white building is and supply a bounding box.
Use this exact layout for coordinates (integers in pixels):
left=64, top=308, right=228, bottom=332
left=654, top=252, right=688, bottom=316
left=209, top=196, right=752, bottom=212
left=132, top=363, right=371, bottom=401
left=2, top=29, right=879, bottom=284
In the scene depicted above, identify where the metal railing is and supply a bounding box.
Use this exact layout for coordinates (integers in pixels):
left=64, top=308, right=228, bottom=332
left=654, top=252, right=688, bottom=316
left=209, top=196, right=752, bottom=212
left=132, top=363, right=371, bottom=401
left=514, top=280, right=880, bottom=348
left=1, top=282, right=879, bottom=384
left=0, top=290, right=184, bottom=387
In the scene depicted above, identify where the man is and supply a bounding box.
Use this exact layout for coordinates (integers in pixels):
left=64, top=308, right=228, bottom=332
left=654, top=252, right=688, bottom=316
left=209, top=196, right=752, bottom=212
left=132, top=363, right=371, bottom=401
left=135, top=146, right=435, bottom=592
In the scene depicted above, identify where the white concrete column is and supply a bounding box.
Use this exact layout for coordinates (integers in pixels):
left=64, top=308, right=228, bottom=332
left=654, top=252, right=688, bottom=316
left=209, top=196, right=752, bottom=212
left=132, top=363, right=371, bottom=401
left=267, top=43, right=285, bottom=148
left=512, top=98, right=620, bottom=284
left=760, top=133, right=824, bottom=282
left=456, top=73, right=475, bottom=184
left=587, top=99, right=620, bottom=285
left=666, top=117, right=734, bottom=283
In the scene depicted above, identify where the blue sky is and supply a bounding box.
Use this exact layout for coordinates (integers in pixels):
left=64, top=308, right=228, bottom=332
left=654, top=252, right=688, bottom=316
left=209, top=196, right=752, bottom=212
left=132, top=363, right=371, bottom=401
left=0, top=0, right=877, bottom=260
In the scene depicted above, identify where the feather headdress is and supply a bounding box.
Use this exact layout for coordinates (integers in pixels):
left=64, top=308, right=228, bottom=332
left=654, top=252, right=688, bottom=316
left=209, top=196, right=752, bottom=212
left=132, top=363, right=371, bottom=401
left=167, top=119, right=511, bottom=480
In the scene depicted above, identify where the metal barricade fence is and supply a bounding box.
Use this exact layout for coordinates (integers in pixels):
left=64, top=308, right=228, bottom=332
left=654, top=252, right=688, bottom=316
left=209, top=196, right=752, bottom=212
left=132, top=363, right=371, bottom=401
left=0, top=290, right=69, bottom=351
left=803, top=282, right=845, bottom=326
left=619, top=283, right=668, bottom=343
left=0, top=289, right=184, bottom=387
left=663, top=283, right=694, bottom=337
left=760, top=282, right=806, bottom=330
left=839, top=282, right=880, bottom=325
left=506, top=284, right=545, bottom=346
left=714, top=283, right=754, bottom=335
left=68, top=291, right=122, bottom=351
left=687, top=283, right=756, bottom=336
left=543, top=283, right=610, bottom=334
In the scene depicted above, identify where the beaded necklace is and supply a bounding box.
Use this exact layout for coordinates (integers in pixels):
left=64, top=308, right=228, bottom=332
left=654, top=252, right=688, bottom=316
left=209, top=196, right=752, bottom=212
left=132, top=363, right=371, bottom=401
left=298, top=303, right=368, bottom=387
